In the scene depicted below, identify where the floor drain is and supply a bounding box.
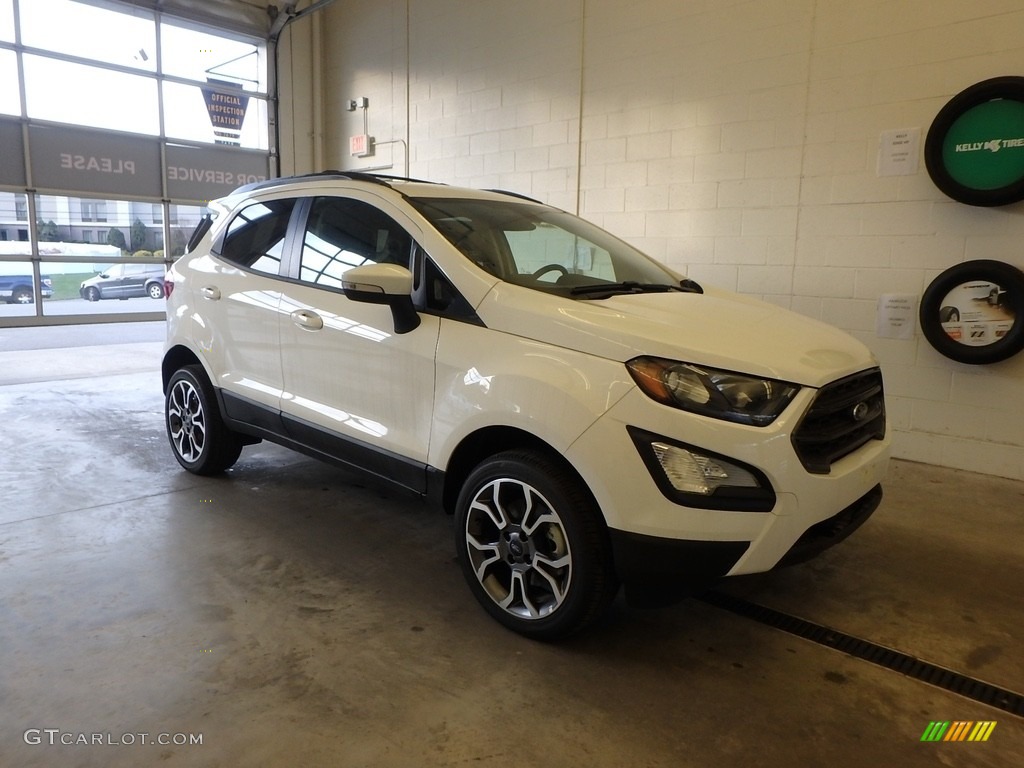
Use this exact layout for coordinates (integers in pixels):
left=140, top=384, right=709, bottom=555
left=699, top=590, right=1024, bottom=718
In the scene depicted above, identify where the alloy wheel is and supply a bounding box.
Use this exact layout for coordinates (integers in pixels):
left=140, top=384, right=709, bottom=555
left=463, top=477, right=573, bottom=620
left=167, top=378, right=206, bottom=463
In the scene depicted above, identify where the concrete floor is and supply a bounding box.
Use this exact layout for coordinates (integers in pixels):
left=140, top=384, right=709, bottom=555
left=1, top=323, right=1021, bottom=767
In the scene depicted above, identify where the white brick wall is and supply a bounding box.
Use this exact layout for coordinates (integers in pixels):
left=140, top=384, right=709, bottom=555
left=319, top=0, right=1024, bottom=481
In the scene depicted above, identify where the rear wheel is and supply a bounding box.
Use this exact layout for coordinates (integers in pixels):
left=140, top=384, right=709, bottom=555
left=165, top=365, right=243, bottom=475
left=147, top=282, right=165, bottom=299
left=454, top=450, right=618, bottom=640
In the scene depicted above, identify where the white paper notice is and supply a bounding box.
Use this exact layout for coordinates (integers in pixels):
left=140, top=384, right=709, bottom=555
left=877, top=294, right=917, bottom=339
left=877, top=128, right=921, bottom=177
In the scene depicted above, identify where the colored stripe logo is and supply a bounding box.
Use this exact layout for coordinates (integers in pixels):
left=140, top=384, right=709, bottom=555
left=921, top=721, right=996, bottom=742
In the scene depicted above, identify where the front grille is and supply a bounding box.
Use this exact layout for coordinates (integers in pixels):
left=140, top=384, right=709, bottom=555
left=792, top=368, right=886, bottom=474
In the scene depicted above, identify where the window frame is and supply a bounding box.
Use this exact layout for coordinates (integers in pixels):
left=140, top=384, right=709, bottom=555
left=294, top=195, right=415, bottom=292
left=213, top=196, right=297, bottom=277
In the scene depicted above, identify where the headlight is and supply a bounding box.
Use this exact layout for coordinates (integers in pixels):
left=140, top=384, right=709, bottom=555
left=626, top=357, right=799, bottom=426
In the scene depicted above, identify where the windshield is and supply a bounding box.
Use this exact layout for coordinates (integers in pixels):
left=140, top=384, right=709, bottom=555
left=409, top=197, right=681, bottom=296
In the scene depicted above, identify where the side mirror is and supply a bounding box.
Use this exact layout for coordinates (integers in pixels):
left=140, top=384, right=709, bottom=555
left=342, top=263, right=420, bottom=334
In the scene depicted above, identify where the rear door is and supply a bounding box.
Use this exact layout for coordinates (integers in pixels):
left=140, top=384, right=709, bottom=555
left=101, top=263, right=126, bottom=298
left=276, top=193, right=440, bottom=492
left=188, top=196, right=297, bottom=428
left=122, top=263, right=148, bottom=297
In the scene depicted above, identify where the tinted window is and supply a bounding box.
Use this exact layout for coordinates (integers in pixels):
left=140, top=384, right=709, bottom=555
left=220, top=199, right=295, bottom=275
left=299, top=197, right=412, bottom=289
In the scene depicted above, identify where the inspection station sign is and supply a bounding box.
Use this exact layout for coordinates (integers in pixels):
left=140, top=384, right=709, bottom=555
left=201, top=79, right=250, bottom=146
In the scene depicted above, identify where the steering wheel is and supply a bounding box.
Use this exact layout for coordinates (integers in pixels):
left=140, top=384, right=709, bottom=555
left=531, top=264, right=570, bottom=281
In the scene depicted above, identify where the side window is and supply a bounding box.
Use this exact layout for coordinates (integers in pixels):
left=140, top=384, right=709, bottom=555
left=220, top=198, right=295, bottom=275
left=299, top=197, right=412, bottom=289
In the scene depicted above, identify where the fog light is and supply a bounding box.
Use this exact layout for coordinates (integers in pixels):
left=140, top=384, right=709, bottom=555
left=651, top=441, right=761, bottom=496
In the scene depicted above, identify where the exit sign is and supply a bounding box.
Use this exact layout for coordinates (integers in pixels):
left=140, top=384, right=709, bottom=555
left=350, top=134, right=373, bottom=157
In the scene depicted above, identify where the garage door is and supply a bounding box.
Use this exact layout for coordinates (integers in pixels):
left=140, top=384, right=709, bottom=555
left=0, top=0, right=271, bottom=327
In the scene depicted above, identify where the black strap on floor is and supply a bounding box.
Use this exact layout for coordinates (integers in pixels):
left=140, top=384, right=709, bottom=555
left=699, top=590, right=1024, bottom=719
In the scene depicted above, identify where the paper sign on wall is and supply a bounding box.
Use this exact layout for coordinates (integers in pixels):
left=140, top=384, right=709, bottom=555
left=878, top=128, right=921, bottom=177
left=877, top=293, right=917, bottom=339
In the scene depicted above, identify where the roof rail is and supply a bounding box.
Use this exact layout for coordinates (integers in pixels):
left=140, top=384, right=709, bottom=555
left=485, top=189, right=543, bottom=204
left=231, top=170, right=447, bottom=197
left=349, top=172, right=445, bottom=186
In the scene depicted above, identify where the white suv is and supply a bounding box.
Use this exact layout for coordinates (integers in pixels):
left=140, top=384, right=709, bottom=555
left=163, top=172, right=890, bottom=639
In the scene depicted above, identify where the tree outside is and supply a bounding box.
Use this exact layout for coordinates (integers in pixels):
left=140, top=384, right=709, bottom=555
left=130, top=219, right=148, bottom=251
left=37, top=219, right=60, bottom=241
left=106, top=227, right=127, bottom=252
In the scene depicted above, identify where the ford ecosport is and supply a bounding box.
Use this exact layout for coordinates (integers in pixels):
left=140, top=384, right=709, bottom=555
left=163, top=172, right=890, bottom=639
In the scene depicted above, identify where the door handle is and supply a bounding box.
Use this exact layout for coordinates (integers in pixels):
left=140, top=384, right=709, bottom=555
left=291, top=309, right=324, bottom=331
left=200, top=285, right=221, bottom=300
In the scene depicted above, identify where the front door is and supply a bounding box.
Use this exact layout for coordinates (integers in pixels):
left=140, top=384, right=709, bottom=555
left=277, top=194, right=439, bottom=492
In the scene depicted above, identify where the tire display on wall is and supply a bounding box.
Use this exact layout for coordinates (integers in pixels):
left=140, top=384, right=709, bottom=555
left=919, top=260, right=1024, bottom=364
left=924, top=76, right=1024, bottom=207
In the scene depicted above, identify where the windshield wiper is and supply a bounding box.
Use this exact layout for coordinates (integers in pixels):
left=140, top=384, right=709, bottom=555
left=570, top=279, right=703, bottom=297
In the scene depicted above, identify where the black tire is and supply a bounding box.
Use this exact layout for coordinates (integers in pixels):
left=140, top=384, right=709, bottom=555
left=919, top=260, right=1024, bottom=364
left=924, top=76, right=1024, bottom=207
left=147, top=281, right=165, bottom=299
left=12, top=287, right=33, bottom=304
left=165, top=365, right=243, bottom=475
left=454, top=450, right=618, bottom=640
left=85, top=287, right=100, bottom=302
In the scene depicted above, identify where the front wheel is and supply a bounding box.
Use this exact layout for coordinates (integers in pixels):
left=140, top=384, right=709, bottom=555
left=165, top=365, right=243, bottom=475
left=454, top=450, right=618, bottom=640
left=12, top=287, right=33, bottom=304
left=147, top=282, right=165, bottom=299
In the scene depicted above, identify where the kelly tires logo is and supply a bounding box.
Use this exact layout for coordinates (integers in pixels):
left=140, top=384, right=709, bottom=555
left=926, top=76, right=1024, bottom=207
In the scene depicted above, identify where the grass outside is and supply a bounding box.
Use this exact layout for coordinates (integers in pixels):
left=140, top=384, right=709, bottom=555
left=47, top=273, right=96, bottom=301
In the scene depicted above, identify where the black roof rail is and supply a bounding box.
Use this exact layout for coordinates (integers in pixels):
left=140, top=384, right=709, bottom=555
left=351, top=172, right=446, bottom=186
left=485, top=189, right=544, bottom=204
left=231, top=171, right=365, bottom=195
left=231, top=170, right=449, bottom=197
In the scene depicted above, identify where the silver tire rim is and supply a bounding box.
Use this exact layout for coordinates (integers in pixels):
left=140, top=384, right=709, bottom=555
left=167, top=378, right=206, bottom=463
left=464, top=477, right=572, bottom=620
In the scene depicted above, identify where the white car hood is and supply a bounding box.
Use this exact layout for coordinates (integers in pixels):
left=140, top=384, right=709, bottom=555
left=477, top=283, right=877, bottom=388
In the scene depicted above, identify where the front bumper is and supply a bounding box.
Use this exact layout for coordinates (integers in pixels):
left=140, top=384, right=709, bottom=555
left=608, top=483, right=883, bottom=606
left=565, top=381, right=891, bottom=597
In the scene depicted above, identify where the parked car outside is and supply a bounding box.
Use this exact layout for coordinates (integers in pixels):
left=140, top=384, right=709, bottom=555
left=162, top=172, right=891, bottom=639
left=0, top=274, right=53, bottom=304
left=80, top=262, right=167, bottom=300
